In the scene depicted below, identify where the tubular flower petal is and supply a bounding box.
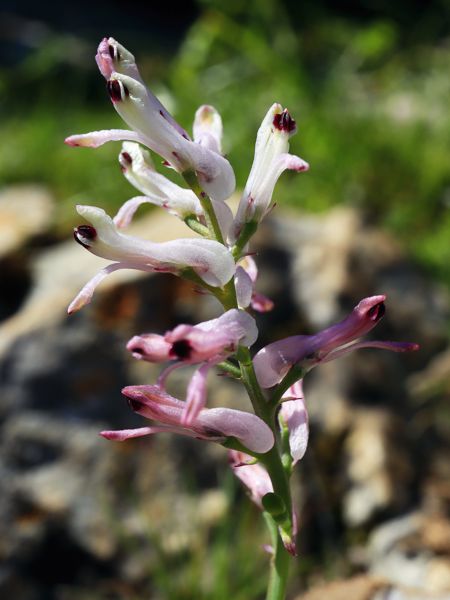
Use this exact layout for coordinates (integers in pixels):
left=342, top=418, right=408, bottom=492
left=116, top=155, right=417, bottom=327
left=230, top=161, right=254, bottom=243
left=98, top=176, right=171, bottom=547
left=193, top=105, right=223, bottom=154
left=116, top=142, right=202, bottom=223
left=128, top=309, right=258, bottom=364
left=126, top=333, right=172, bottom=362
left=229, top=451, right=273, bottom=509
left=167, top=309, right=258, bottom=360
left=254, top=295, right=419, bottom=388
left=65, top=129, right=146, bottom=148
left=68, top=205, right=236, bottom=313
left=234, top=266, right=253, bottom=309
left=101, top=385, right=274, bottom=454
left=280, top=381, right=309, bottom=465
left=232, top=103, right=309, bottom=241
left=183, top=363, right=210, bottom=425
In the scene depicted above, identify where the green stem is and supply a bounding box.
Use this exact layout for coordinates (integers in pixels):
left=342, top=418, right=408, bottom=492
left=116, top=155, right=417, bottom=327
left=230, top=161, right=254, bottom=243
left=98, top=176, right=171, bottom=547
left=231, top=221, right=258, bottom=259
left=182, top=171, right=292, bottom=600
left=237, top=346, right=293, bottom=594
left=183, top=170, right=224, bottom=244
left=264, top=515, right=291, bottom=600
left=270, top=365, right=308, bottom=409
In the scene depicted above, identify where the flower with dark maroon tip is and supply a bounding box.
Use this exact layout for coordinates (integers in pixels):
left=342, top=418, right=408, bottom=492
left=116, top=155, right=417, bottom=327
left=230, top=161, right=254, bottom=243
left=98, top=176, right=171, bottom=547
left=253, top=295, right=419, bottom=388
left=232, top=103, right=309, bottom=242
left=100, top=385, right=274, bottom=454
left=127, top=309, right=258, bottom=365
left=66, top=38, right=236, bottom=202
left=67, top=204, right=235, bottom=314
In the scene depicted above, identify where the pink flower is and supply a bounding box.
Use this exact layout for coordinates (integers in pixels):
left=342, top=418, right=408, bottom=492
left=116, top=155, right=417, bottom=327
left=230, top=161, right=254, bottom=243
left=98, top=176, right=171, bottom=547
left=229, top=450, right=298, bottom=555
left=127, top=309, right=258, bottom=424
left=127, top=309, right=257, bottom=363
left=66, top=38, right=235, bottom=202
left=254, top=295, right=419, bottom=388
left=101, top=385, right=274, bottom=454
left=229, top=450, right=273, bottom=509
left=68, top=205, right=236, bottom=314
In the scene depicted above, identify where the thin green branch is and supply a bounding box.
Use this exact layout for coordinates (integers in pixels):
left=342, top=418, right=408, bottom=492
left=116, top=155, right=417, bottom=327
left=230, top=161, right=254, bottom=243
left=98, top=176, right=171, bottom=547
left=184, top=215, right=211, bottom=237
left=183, top=170, right=224, bottom=244
left=265, top=515, right=291, bottom=600
left=216, top=360, right=242, bottom=379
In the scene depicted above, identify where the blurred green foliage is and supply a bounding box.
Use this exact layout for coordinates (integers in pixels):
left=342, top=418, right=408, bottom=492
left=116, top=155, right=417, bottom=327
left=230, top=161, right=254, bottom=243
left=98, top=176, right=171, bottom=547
left=0, top=0, right=449, bottom=283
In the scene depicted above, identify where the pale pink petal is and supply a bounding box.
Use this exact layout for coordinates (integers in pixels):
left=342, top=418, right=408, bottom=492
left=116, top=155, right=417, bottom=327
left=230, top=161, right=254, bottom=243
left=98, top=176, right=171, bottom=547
left=200, top=408, right=274, bottom=453
left=118, top=143, right=202, bottom=220
left=67, top=262, right=151, bottom=314
left=237, top=256, right=274, bottom=312
left=65, top=129, right=146, bottom=148
left=235, top=266, right=253, bottom=309
left=182, top=363, right=210, bottom=425
left=229, top=450, right=273, bottom=509
left=251, top=292, right=274, bottom=313
left=126, top=333, right=172, bottom=362
left=280, top=382, right=309, bottom=464
left=323, top=339, right=420, bottom=362
left=113, top=196, right=154, bottom=228
left=166, top=309, right=258, bottom=362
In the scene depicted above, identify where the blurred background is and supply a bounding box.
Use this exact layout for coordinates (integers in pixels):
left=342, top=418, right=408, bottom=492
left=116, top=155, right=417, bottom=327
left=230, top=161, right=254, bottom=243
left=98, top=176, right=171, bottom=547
left=0, top=1, right=449, bottom=599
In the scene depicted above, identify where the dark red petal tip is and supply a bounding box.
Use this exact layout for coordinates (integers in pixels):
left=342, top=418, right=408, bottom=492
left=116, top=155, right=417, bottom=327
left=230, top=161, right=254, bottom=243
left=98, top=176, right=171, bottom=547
left=368, top=301, right=386, bottom=322
left=120, top=151, right=133, bottom=165
left=170, top=340, right=192, bottom=360
left=107, top=79, right=129, bottom=102
left=273, top=109, right=296, bottom=133
left=128, top=398, right=145, bottom=413
left=108, top=43, right=120, bottom=61
left=73, top=225, right=97, bottom=248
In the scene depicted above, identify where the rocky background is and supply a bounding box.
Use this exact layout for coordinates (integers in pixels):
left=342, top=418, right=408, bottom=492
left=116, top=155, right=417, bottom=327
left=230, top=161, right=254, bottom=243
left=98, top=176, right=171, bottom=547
left=0, top=185, right=449, bottom=599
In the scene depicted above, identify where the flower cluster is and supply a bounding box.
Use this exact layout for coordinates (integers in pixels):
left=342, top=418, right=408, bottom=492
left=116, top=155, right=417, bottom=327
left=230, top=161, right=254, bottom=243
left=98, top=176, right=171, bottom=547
left=67, top=37, right=418, bottom=559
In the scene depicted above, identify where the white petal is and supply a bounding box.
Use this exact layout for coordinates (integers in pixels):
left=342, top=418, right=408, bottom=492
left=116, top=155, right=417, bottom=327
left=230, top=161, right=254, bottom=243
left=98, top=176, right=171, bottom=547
left=119, top=142, right=202, bottom=219
left=193, top=105, right=223, bottom=154
left=75, top=205, right=235, bottom=287
left=65, top=129, right=146, bottom=148
left=280, top=395, right=309, bottom=465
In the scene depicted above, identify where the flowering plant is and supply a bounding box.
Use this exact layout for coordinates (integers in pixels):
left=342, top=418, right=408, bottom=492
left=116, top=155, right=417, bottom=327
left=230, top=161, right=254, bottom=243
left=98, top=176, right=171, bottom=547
left=66, top=38, right=418, bottom=599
